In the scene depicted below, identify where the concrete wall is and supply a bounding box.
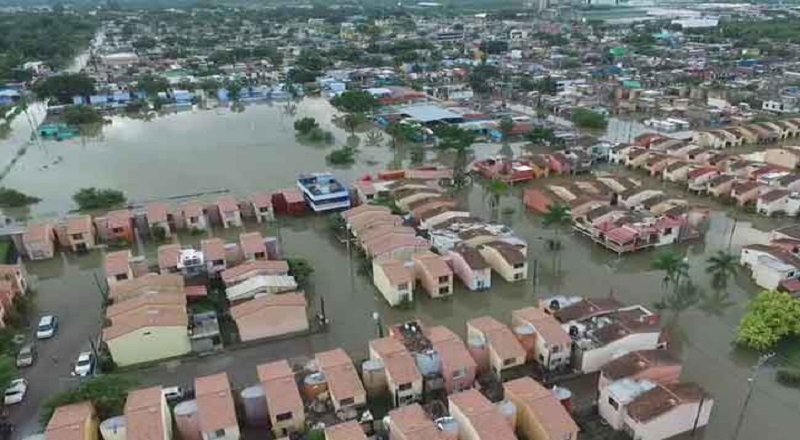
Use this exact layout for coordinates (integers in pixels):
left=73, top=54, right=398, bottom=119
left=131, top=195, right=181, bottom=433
left=578, top=332, right=662, bottom=373
left=106, top=326, right=191, bottom=366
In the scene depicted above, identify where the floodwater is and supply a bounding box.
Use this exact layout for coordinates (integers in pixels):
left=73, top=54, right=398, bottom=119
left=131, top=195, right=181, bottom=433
left=2, top=100, right=799, bottom=440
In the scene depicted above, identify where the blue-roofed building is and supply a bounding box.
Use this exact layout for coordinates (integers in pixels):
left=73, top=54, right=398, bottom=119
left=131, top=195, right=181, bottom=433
left=89, top=94, right=110, bottom=106
left=0, top=89, right=21, bottom=105
left=172, top=89, right=193, bottom=103
left=72, top=95, right=85, bottom=105
left=396, top=104, right=464, bottom=126
left=217, top=88, right=230, bottom=102
left=112, top=91, right=131, bottom=103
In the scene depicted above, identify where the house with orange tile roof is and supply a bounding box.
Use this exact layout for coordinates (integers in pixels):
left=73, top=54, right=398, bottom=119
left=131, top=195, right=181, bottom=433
left=503, top=377, right=578, bottom=440
left=324, top=421, right=367, bottom=440
left=447, top=245, right=491, bottom=291
left=342, top=204, right=391, bottom=221
left=511, top=307, right=571, bottom=371
left=230, top=292, right=308, bottom=342
left=599, top=379, right=712, bottom=440
left=146, top=202, right=173, bottom=239
left=65, top=215, right=96, bottom=252
left=196, top=373, right=241, bottom=440
left=258, top=360, right=305, bottom=438
left=372, top=259, right=415, bottom=306
left=426, top=326, right=477, bottom=394
left=104, top=250, right=133, bottom=285
left=125, top=387, right=172, bottom=440
left=201, top=238, right=227, bottom=273
left=412, top=252, right=453, bottom=299
left=249, top=192, right=274, bottom=223
left=239, top=232, right=267, bottom=261
left=368, top=235, right=431, bottom=262
left=220, top=259, right=290, bottom=286
left=386, top=403, right=444, bottom=440
left=467, top=316, right=526, bottom=380
left=179, top=200, right=208, bottom=231
left=103, top=209, right=134, bottom=244
left=369, top=337, right=423, bottom=407
left=478, top=241, right=527, bottom=282
left=22, top=222, right=55, bottom=260
left=316, top=348, right=367, bottom=412
left=103, top=274, right=190, bottom=366
left=157, top=244, right=181, bottom=274
left=448, top=389, right=517, bottom=440
left=217, top=196, right=243, bottom=229
left=45, top=401, right=98, bottom=440
left=599, top=349, right=682, bottom=391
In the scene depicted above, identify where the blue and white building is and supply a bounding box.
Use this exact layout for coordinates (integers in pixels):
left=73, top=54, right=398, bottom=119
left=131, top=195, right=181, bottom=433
left=297, top=172, right=351, bottom=212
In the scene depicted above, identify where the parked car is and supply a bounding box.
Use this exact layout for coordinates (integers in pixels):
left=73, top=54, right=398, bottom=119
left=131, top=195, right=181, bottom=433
left=162, top=386, right=186, bottom=403
left=3, top=379, right=27, bottom=405
left=72, top=352, right=94, bottom=377
left=36, top=315, right=58, bottom=339
left=15, top=344, right=35, bottom=368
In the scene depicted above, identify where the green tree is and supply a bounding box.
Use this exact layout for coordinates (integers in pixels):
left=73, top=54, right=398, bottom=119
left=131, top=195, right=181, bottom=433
left=435, top=125, right=475, bottom=189
left=342, top=113, right=365, bottom=135
left=467, top=64, right=499, bottom=95
left=72, top=188, right=126, bottom=211
left=571, top=108, right=607, bottom=130
left=386, top=122, right=417, bottom=148
left=136, top=74, right=170, bottom=97
left=62, top=105, right=102, bottom=126
left=737, top=291, right=800, bottom=351
left=326, top=146, right=357, bottom=165
left=330, top=90, right=380, bottom=113
left=651, top=251, right=689, bottom=289
left=706, top=250, right=738, bottom=290
left=486, top=179, right=509, bottom=222
left=0, top=187, right=40, bottom=208
left=0, top=354, right=16, bottom=392
left=287, top=258, right=314, bottom=286
left=41, top=375, right=137, bottom=426
left=33, top=73, right=96, bottom=104
left=527, top=127, right=555, bottom=145
left=294, top=117, right=319, bottom=135
left=498, top=117, right=515, bottom=142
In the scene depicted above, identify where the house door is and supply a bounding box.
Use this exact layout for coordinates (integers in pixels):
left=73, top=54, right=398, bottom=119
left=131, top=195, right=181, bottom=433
left=76, top=243, right=87, bottom=252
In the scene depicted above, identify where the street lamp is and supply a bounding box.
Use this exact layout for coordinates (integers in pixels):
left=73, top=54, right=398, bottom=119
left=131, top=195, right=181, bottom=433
left=731, top=352, right=775, bottom=440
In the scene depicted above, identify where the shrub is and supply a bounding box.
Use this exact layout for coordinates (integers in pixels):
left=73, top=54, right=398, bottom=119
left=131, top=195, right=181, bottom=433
left=41, top=375, right=137, bottom=425
left=287, top=258, right=314, bottom=286
left=151, top=225, right=168, bottom=242
left=293, top=117, right=318, bottom=135
left=72, top=187, right=126, bottom=211
left=326, top=146, right=356, bottom=165
left=777, top=369, right=800, bottom=388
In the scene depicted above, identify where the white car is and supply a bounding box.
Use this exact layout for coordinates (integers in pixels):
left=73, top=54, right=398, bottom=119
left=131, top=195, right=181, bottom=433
left=36, top=315, right=58, bottom=339
left=4, top=379, right=28, bottom=405
left=73, top=352, right=94, bottom=377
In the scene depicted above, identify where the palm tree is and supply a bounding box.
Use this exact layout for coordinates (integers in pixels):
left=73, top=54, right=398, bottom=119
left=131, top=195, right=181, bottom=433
left=342, top=113, right=363, bottom=135
left=485, top=179, right=510, bottom=222
left=542, top=203, right=571, bottom=248
left=651, top=250, right=689, bottom=289
left=435, top=125, right=475, bottom=189
left=705, top=250, right=737, bottom=290
left=542, top=203, right=571, bottom=275
left=386, top=122, right=416, bottom=149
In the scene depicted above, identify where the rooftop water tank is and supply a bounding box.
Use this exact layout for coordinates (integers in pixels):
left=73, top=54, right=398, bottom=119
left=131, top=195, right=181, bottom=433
left=496, top=400, right=517, bottom=430
left=435, top=417, right=458, bottom=440
left=240, top=385, right=268, bottom=427
left=99, top=416, right=126, bottom=440
left=302, top=372, right=328, bottom=402
left=174, top=400, right=201, bottom=440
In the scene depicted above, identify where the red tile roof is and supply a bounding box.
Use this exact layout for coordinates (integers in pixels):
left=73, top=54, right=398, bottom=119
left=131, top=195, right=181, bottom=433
left=195, top=373, right=238, bottom=432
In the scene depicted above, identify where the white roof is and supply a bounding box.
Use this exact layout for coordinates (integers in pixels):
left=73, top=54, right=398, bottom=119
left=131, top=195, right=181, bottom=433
left=225, top=275, right=298, bottom=301
left=608, top=378, right=657, bottom=404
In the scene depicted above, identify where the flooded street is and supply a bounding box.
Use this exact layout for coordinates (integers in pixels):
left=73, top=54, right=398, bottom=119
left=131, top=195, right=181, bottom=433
left=1, top=101, right=798, bottom=440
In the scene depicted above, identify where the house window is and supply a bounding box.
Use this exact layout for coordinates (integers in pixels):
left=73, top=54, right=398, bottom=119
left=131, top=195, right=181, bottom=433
left=115, top=273, right=128, bottom=281
left=438, top=286, right=450, bottom=295
left=397, top=282, right=409, bottom=291
left=339, top=397, right=355, bottom=407
left=276, top=412, right=293, bottom=422
left=189, top=216, right=198, bottom=223
left=514, top=273, right=523, bottom=280
left=452, top=368, right=467, bottom=380
left=513, top=263, right=524, bottom=269
left=438, top=275, right=449, bottom=284
left=259, top=207, right=270, bottom=213
left=398, top=382, right=412, bottom=391
left=254, top=252, right=266, bottom=259
left=213, top=429, right=226, bottom=438
left=71, top=233, right=83, bottom=240
left=551, top=345, right=560, bottom=353
left=213, top=259, right=224, bottom=266
left=664, top=228, right=673, bottom=235
left=608, top=396, right=619, bottom=411
left=112, top=227, right=123, bottom=234
left=503, top=358, right=516, bottom=367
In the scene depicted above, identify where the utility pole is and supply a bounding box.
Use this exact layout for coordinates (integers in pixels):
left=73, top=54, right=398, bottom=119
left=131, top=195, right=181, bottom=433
left=732, top=352, right=775, bottom=440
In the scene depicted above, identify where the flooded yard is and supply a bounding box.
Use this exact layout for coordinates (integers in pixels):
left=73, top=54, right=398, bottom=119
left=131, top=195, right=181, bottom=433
left=1, top=100, right=798, bottom=440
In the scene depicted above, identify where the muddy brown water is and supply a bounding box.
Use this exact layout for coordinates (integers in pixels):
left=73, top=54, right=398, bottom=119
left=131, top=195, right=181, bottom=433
left=2, top=100, right=798, bottom=440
